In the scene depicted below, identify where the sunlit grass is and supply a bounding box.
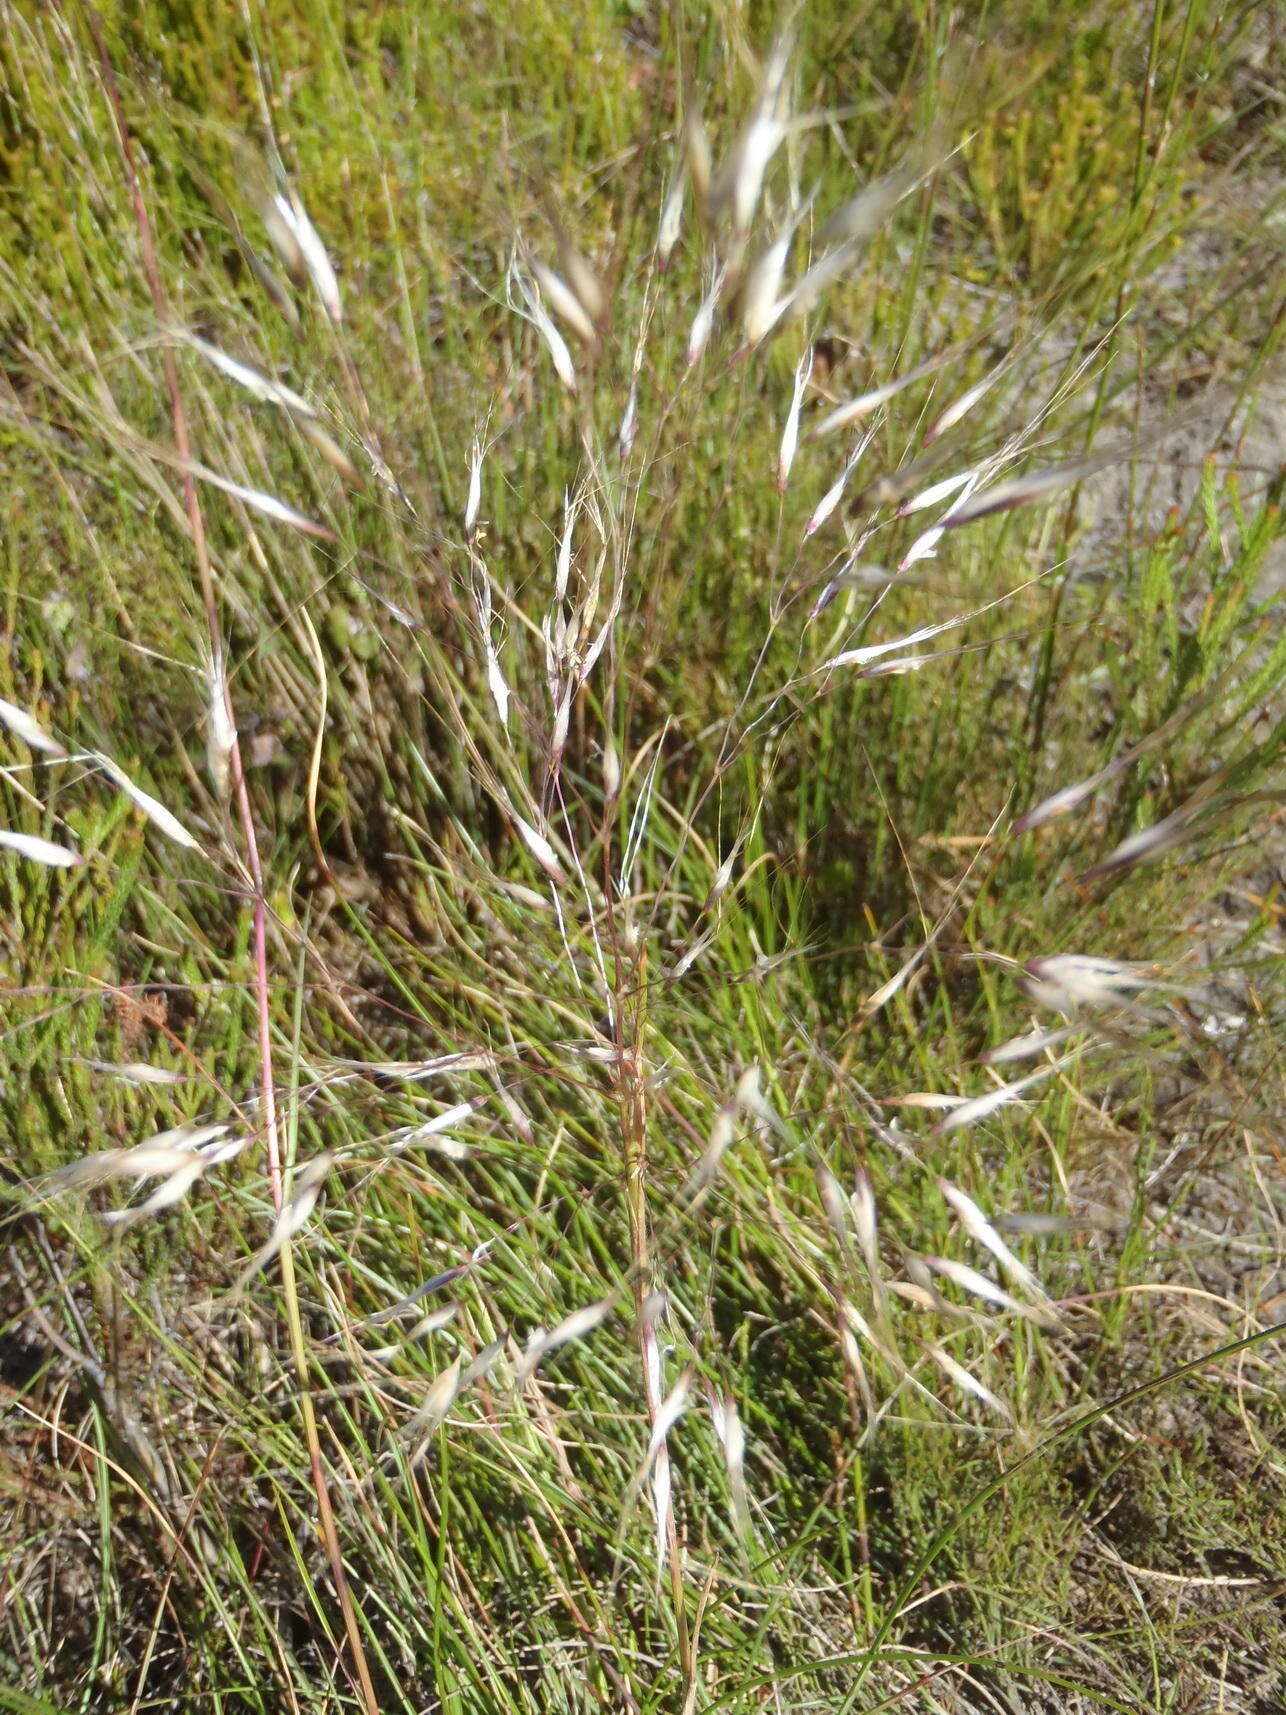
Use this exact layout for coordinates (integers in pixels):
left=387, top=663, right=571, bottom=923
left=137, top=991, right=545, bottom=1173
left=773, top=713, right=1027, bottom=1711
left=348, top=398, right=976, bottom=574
left=1, top=2, right=1283, bottom=1711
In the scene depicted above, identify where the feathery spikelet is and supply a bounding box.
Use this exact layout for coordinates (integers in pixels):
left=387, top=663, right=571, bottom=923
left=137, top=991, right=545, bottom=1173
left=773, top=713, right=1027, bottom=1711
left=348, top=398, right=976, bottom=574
left=205, top=652, right=237, bottom=804
left=1021, top=954, right=1160, bottom=1011
left=806, top=443, right=866, bottom=535
left=0, top=828, right=81, bottom=867
left=513, top=267, right=579, bottom=391
left=82, top=1059, right=189, bottom=1086
left=230, top=1154, right=334, bottom=1295
left=656, top=163, right=687, bottom=269
left=512, top=814, right=567, bottom=885
left=707, top=32, right=791, bottom=235
left=531, top=257, right=601, bottom=348
left=552, top=226, right=608, bottom=329
left=982, top=1025, right=1076, bottom=1066
left=808, top=352, right=945, bottom=440
left=814, top=165, right=917, bottom=249
left=464, top=440, right=484, bottom=539
left=515, top=1298, right=613, bottom=1386
left=777, top=346, right=811, bottom=490
left=740, top=198, right=815, bottom=347
left=924, top=370, right=1003, bottom=445
left=937, top=1178, right=1059, bottom=1309
left=37, top=1124, right=242, bottom=1231
left=266, top=189, right=343, bottom=323
left=180, top=333, right=315, bottom=417
left=682, top=96, right=713, bottom=209
left=0, top=697, right=67, bottom=758
left=931, top=1055, right=1076, bottom=1133
left=942, top=450, right=1119, bottom=526
left=708, top=1389, right=751, bottom=1538
left=927, top=1344, right=1011, bottom=1418
left=93, top=753, right=203, bottom=851
left=687, top=264, right=726, bottom=366
left=685, top=1105, right=737, bottom=1204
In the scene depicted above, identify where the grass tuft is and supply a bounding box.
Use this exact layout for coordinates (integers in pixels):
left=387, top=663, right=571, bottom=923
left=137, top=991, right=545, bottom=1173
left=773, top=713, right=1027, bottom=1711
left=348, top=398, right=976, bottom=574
left=2, top=3, right=1283, bottom=1712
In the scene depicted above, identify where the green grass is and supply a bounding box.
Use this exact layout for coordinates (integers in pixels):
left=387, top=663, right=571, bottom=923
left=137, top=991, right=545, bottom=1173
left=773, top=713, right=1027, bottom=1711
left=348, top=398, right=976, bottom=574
left=2, top=2, right=1283, bottom=1711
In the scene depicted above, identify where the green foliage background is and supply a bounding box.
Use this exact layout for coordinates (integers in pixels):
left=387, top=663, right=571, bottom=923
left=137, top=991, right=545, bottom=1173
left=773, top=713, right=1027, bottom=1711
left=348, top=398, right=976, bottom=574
left=0, top=2, right=1282, bottom=1711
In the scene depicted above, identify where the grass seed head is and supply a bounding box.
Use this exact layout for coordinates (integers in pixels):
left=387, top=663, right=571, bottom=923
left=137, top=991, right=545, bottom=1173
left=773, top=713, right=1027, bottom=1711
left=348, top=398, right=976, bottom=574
left=924, top=371, right=1001, bottom=446
left=102, top=1158, right=209, bottom=1229
left=515, top=1297, right=613, bottom=1385
left=270, top=190, right=343, bottom=324
left=981, top=1025, right=1075, bottom=1065
left=531, top=256, right=601, bottom=348
left=296, top=416, right=361, bottom=483
left=0, top=696, right=67, bottom=757
left=687, top=263, right=726, bottom=366
left=739, top=228, right=792, bottom=345
left=923, top=1254, right=1044, bottom=1322
left=685, top=1105, right=738, bottom=1202
left=814, top=166, right=917, bottom=250
left=942, top=451, right=1118, bottom=527
left=514, top=267, right=579, bottom=391
left=408, top=1355, right=463, bottom=1435
left=777, top=345, right=810, bottom=489
left=552, top=229, right=608, bottom=327
left=181, top=333, right=315, bottom=417
left=82, top=1059, right=189, bottom=1085
left=937, top=1178, right=1054, bottom=1308
left=656, top=163, right=688, bottom=268
left=851, top=1170, right=878, bottom=1268
left=1021, top=954, right=1158, bottom=1011
left=230, top=1153, right=334, bottom=1296
left=0, top=828, right=82, bottom=868
left=94, top=752, right=203, bottom=851
left=931, top=1057, right=1071, bottom=1133
left=898, top=468, right=978, bottom=517
left=205, top=653, right=237, bottom=804
left=927, top=1344, right=1011, bottom=1418
left=806, top=448, right=862, bottom=535
left=773, top=236, right=862, bottom=327
left=708, top=1389, right=751, bottom=1536
left=464, top=440, right=484, bottom=538
left=188, top=463, right=335, bottom=539
left=617, top=379, right=639, bottom=457
left=513, top=814, right=567, bottom=885
left=682, top=103, right=713, bottom=208
left=1081, top=800, right=1214, bottom=880
left=708, top=32, right=792, bottom=234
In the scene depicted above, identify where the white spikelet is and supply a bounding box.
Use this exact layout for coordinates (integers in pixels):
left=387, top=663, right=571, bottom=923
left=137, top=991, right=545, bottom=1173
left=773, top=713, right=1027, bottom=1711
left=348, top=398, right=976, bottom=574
left=269, top=191, right=342, bottom=323
left=778, top=346, right=811, bottom=491
left=657, top=164, right=687, bottom=269
left=181, top=334, right=315, bottom=417
left=927, top=1344, right=1011, bottom=1418
left=740, top=229, right=792, bottom=345
left=1021, top=954, right=1159, bottom=1011
left=617, top=380, right=639, bottom=457
left=687, top=265, right=726, bottom=367
left=0, top=829, right=81, bottom=868
left=806, top=453, right=858, bottom=535
left=0, top=697, right=66, bottom=757
left=937, top=1179, right=1050, bottom=1305
left=464, top=440, right=484, bottom=538
left=206, top=652, right=237, bottom=803
left=531, top=257, right=599, bottom=347
left=931, top=1056, right=1073, bottom=1133
left=94, top=753, right=202, bottom=852
left=513, top=815, right=567, bottom=885
left=515, top=270, right=578, bottom=392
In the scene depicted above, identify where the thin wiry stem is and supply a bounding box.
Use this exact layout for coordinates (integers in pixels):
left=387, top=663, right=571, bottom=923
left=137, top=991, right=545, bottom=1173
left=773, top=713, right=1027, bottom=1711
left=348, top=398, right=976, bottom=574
left=84, top=9, right=282, bottom=1216
left=85, top=18, right=379, bottom=1715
